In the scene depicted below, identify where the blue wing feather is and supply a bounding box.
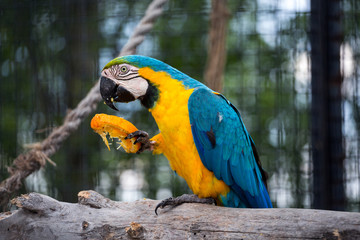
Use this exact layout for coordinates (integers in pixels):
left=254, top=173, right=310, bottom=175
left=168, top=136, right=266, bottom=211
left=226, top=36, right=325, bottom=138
left=188, top=88, right=272, bottom=208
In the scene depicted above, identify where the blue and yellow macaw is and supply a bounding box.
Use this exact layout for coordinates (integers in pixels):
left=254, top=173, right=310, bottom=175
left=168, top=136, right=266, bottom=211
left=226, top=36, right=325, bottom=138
left=99, top=55, right=272, bottom=212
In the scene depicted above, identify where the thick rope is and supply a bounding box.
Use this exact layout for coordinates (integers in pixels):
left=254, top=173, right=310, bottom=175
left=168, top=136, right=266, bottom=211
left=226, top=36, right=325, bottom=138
left=121, top=0, right=168, bottom=56
left=0, top=0, right=168, bottom=209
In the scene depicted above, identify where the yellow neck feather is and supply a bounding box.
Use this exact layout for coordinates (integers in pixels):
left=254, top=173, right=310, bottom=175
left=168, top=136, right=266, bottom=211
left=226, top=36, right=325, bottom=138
left=138, top=67, right=230, bottom=200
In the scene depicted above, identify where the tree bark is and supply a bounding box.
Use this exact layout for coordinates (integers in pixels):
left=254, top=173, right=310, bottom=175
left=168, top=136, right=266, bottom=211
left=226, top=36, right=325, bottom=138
left=204, top=0, right=230, bottom=93
left=1, top=191, right=359, bottom=240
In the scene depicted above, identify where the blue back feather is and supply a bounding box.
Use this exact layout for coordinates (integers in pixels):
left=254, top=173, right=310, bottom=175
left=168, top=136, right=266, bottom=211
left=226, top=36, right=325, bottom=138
left=188, top=88, right=272, bottom=208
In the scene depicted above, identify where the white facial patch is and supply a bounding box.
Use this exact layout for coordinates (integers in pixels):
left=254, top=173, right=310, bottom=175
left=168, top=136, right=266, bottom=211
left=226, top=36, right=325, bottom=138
left=101, top=65, right=148, bottom=99
left=101, top=68, right=113, bottom=78
left=117, top=77, right=148, bottom=99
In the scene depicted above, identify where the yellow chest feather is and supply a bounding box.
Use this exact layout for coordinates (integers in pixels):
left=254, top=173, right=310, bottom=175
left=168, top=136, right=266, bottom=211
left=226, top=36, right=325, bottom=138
left=138, top=67, right=229, bottom=199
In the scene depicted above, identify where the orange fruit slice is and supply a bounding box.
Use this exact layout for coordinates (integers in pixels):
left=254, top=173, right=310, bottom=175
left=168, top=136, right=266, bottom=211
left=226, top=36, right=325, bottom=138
left=90, top=113, right=141, bottom=153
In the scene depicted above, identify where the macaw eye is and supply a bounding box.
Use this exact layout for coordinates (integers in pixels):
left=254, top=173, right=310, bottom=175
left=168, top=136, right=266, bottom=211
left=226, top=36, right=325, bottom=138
left=120, top=65, right=128, bottom=73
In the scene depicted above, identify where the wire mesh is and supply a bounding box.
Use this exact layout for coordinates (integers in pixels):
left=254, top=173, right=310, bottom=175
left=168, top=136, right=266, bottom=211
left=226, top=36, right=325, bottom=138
left=0, top=0, right=359, bottom=211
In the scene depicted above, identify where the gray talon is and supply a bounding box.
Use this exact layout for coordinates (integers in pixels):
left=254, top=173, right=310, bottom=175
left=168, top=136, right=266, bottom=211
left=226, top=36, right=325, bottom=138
left=154, top=194, right=216, bottom=215
left=126, top=130, right=152, bottom=153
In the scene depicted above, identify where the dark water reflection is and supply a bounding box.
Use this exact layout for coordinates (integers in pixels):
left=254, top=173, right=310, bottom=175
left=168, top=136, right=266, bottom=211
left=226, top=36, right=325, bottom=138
left=1, top=0, right=359, bottom=210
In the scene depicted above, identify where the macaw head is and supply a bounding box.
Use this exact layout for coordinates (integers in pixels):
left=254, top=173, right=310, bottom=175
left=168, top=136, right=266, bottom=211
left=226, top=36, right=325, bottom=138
left=100, top=55, right=160, bottom=110
left=100, top=55, right=204, bottom=110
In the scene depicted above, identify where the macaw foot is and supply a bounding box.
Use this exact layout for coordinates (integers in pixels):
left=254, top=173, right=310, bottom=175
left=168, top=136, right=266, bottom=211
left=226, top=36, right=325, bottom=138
left=155, top=194, right=216, bottom=215
left=125, top=130, right=155, bottom=153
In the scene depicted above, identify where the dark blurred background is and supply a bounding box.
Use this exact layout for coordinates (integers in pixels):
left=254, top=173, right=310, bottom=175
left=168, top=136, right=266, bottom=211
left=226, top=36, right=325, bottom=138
left=0, top=0, right=359, bottom=211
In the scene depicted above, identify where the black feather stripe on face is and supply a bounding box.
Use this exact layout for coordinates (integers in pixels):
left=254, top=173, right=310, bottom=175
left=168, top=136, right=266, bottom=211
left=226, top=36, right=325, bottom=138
left=140, top=81, right=159, bottom=109
left=115, top=86, right=136, bottom=102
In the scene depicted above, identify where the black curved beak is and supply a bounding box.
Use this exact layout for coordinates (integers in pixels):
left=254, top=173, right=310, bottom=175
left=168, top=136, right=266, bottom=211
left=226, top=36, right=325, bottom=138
left=100, top=76, right=118, bottom=110
left=100, top=76, right=136, bottom=111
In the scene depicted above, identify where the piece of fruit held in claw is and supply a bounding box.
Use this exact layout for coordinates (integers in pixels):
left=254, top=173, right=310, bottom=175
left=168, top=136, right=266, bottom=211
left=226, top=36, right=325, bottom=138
left=90, top=113, right=141, bottom=153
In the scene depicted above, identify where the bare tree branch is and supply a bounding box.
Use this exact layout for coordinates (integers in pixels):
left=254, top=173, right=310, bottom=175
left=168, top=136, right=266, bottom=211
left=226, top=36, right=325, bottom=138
left=1, top=191, right=359, bottom=239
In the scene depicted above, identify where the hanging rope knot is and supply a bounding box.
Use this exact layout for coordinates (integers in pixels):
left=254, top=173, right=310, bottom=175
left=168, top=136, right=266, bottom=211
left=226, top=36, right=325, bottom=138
left=8, top=145, right=56, bottom=176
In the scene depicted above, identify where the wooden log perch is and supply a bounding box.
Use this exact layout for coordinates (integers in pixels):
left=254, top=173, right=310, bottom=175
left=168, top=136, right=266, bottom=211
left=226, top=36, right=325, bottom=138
left=1, top=191, right=360, bottom=240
